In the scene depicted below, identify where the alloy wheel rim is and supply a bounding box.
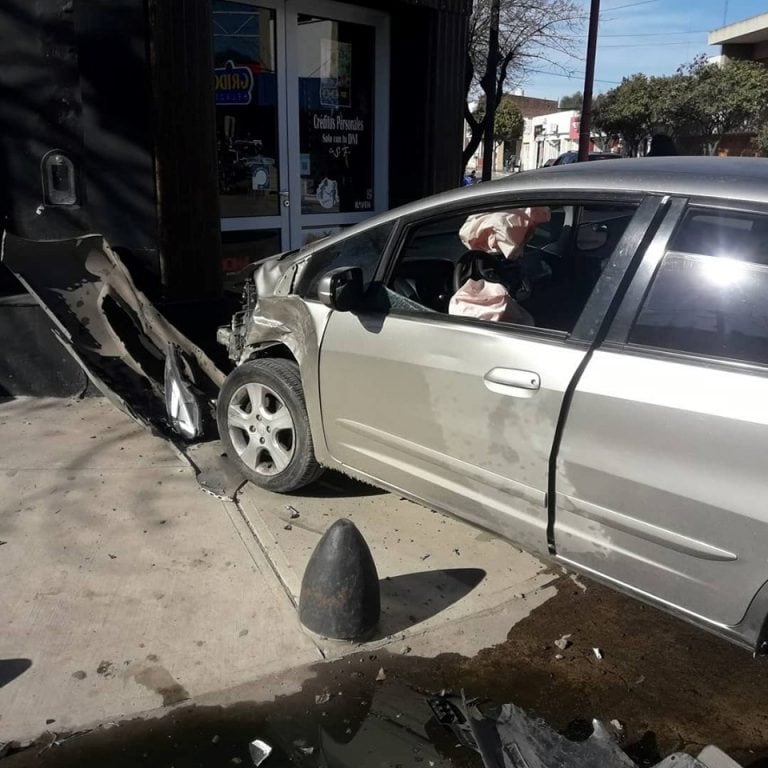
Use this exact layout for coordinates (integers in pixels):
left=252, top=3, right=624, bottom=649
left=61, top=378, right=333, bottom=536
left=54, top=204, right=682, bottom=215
left=227, top=382, right=296, bottom=476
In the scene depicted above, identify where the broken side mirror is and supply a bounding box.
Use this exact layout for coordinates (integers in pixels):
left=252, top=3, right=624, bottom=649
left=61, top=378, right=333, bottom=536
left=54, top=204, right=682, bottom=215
left=318, top=266, right=364, bottom=312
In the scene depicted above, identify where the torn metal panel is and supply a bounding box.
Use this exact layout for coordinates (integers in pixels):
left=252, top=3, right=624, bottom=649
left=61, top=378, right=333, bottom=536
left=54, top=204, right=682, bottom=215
left=1, top=233, right=224, bottom=440
left=241, top=296, right=320, bottom=366
left=427, top=694, right=742, bottom=768
left=466, top=701, right=635, bottom=768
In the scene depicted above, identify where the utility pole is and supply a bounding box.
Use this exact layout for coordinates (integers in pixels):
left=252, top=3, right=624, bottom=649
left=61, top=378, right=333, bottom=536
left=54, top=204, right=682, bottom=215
left=578, top=0, right=600, bottom=162
left=481, top=0, right=500, bottom=181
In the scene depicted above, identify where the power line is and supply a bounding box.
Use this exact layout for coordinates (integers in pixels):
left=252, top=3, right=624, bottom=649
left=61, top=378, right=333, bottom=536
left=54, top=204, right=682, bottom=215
left=600, top=29, right=708, bottom=37
left=600, top=40, right=707, bottom=47
left=601, top=0, right=660, bottom=10
left=526, top=67, right=621, bottom=85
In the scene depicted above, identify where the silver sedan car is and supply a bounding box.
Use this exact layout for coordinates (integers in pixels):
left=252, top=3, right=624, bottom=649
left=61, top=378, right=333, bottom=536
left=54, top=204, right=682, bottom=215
left=216, top=157, right=768, bottom=653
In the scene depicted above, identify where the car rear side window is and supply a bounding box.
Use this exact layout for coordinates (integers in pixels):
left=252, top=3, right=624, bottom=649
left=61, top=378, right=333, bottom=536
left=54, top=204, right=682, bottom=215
left=298, top=220, right=394, bottom=299
left=629, top=208, right=768, bottom=366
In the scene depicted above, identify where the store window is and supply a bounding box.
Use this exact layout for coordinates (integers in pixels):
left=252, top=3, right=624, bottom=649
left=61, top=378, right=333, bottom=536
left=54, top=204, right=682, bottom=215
left=213, top=2, right=280, bottom=219
left=297, top=15, right=375, bottom=215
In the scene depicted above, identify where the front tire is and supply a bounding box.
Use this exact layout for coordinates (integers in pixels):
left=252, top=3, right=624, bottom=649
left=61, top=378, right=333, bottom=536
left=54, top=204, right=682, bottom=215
left=217, top=358, right=323, bottom=493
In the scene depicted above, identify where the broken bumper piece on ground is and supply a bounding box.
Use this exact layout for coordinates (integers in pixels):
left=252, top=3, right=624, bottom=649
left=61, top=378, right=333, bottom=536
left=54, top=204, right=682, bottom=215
left=0, top=234, right=244, bottom=495
left=429, top=693, right=742, bottom=768
left=0, top=233, right=223, bottom=440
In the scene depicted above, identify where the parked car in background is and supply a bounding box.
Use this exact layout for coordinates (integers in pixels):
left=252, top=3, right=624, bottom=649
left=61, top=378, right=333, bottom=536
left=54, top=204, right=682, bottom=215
left=551, top=150, right=620, bottom=165
left=216, top=157, right=768, bottom=654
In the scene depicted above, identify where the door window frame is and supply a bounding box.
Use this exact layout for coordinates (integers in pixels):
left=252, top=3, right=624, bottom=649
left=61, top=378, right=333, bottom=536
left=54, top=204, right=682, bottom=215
left=368, top=190, right=656, bottom=346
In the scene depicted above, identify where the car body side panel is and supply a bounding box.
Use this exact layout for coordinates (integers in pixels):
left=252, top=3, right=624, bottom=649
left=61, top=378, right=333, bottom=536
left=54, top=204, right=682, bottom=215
left=555, top=349, right=768, bottom=628
left=318, top=311, right=586, bottom=555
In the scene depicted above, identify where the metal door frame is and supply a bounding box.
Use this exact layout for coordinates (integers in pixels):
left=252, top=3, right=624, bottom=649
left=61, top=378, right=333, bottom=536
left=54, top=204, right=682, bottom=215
left=216, top=0, right=291, bottom=248
left=284, top=0, right=390, bottom=247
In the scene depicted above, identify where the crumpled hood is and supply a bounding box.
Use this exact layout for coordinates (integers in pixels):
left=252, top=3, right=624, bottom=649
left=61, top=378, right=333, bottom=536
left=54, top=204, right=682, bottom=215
left=252, top=245, right=321, bottom=299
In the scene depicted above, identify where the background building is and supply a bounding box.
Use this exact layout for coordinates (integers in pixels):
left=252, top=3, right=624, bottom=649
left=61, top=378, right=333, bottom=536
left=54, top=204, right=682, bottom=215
left=709, top=11, right=768, bottom=64
left=520, top=109, right=583, bottom=170
left=467, top=93, right=558, bottom=175
left=708, top=11, right=768, bottom=157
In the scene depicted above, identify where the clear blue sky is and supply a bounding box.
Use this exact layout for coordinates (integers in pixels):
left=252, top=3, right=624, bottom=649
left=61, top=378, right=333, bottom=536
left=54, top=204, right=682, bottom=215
left=519, top=0, right=768, bottom=102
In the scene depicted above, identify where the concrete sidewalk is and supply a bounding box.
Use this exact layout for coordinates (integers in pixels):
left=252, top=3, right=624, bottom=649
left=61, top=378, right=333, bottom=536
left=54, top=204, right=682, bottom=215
left=0, top=396, right=556, bottom=744
left=0, top=397, right=321, bottom=742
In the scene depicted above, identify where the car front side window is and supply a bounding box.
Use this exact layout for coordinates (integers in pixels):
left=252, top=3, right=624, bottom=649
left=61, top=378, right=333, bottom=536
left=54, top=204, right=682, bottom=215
left=298, top=220, right=394, bottom=299
left=382, top=201, right=638, bottom=335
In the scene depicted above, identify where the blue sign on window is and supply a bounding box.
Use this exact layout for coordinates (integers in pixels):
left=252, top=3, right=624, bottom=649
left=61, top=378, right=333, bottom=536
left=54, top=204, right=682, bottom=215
left=215, top=60, right=254, bottom=106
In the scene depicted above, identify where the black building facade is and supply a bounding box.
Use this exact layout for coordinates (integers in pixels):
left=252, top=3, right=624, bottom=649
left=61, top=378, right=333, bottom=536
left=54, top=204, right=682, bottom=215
left=0, top=0, right=471, bottom=304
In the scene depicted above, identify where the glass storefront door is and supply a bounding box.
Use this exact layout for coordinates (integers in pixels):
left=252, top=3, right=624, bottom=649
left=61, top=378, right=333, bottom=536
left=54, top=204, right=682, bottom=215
left=213, top=0, right=389, bottom=272
left=213, top=0, right=288, bottom=272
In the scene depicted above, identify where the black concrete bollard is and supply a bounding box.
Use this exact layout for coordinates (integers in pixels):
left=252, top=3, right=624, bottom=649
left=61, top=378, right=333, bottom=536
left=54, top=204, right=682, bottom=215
left=299, top=518, right=380, bottom=640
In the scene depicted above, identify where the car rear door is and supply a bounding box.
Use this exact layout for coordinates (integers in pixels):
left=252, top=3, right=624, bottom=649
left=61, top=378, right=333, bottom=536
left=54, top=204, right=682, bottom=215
left=555, top=200, right=768, bottom=629
left=317, top=195, right=661, bottom=556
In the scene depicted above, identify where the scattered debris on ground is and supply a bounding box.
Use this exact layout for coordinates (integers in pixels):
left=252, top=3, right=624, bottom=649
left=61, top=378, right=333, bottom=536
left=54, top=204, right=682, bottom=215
left=247, top=739, right=271, bottom=766
left=314, top=691, right=331, bottom=706
left=555, top=634, right=572, bottom=651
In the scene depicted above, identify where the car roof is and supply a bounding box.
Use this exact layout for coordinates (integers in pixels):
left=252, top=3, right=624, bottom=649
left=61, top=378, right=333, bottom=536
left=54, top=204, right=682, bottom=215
left=302, top=157, right=768, bottom=255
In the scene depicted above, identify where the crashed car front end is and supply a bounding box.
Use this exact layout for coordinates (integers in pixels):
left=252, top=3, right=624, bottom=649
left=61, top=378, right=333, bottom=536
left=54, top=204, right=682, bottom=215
left=217, top=245, right=330, bottom=368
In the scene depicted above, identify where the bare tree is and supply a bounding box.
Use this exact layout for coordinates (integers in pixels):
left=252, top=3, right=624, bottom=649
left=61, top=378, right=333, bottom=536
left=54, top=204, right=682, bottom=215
left=464, top=0, right=583, bottom=171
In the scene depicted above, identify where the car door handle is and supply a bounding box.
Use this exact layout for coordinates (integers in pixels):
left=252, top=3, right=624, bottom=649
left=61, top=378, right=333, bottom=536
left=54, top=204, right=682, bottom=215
left=483, top=367, right=541, bottom=396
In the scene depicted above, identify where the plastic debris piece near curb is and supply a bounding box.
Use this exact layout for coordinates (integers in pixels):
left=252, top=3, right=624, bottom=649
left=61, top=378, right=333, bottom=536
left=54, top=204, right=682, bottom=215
left=315, top=691, right=332, bottom=705
left=376, top=667, right=387, bottom=681
left=249, top=739, right=272, bottom=766
left=555, top=634, right=572, bottom=650
left=593, top=647, right=604, bottom=660
left=570, top=573, right=588, bottom=591
left=696, top=745, right=744, bottom=768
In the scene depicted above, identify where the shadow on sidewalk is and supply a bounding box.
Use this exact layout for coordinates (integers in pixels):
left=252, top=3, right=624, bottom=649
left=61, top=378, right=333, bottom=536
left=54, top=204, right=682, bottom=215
left=378, top=567, right=486, bottom=636
left=0, top=658, right=32, bottom=688
left=295, top=470, right=387, bottom=499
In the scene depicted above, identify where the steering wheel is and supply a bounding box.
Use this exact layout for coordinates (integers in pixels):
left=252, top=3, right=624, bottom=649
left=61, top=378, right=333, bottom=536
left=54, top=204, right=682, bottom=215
left=453, top=250, right=504, bottom=293
left=452, top=249, right=530, bottom=300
